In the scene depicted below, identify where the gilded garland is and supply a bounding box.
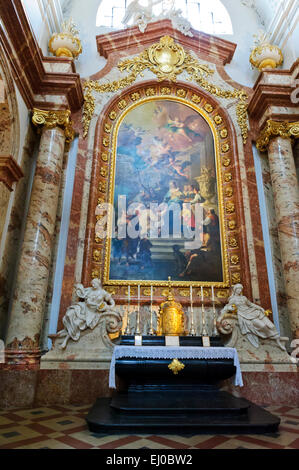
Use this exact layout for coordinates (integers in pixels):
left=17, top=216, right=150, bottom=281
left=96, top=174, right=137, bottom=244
left=83, top=36, right=249, bottom=143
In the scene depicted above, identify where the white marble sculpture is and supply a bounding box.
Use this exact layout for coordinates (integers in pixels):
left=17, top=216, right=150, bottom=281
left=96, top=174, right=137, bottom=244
left=57, top=278, right=117, bottom=349
left=219, top=284, right=286, bottom=350
left=122, top=0, right=193, bottom=37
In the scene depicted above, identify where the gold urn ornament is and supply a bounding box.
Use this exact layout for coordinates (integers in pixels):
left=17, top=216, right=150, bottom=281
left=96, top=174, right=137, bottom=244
left=157, top=277, right=186, bottom=336
left=49, top=18, right=82, bottom=59
left=250, top=32, right=283, bottom=71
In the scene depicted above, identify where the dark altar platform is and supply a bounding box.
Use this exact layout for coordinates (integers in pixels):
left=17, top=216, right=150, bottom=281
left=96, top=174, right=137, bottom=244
left=86, top=336, right=280, bottom=434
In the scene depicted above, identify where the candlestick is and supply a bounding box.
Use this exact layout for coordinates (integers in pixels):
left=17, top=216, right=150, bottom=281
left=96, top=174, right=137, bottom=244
left=212, top=285, right=218, bottom=336
left=124, top=285, right=131, bottom=335
left=149, top=285, right=154, bottom=335
left=189, top=285, right=196, bottom=336
left=201, top=286, right=208, bottom=336
left=135, top=284, right=141, bottom=335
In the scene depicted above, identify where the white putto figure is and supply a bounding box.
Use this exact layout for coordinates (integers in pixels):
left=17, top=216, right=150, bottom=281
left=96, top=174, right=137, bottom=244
left=57, top=278, right=115, bottom=349
left=122, top=0, right=193, bottom=37
left=221, top=284, right=286, bottom=351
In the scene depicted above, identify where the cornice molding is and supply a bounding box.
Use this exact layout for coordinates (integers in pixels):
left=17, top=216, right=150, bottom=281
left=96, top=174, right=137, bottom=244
left=0, top=0, right=84, bottom=112
left=96, top=19, right=237, bottom=66
left=248, top=59, right=299, bottom=127
left=256, top=120, right=299, bottom=152
left=0, top=155, right=24, bottom=190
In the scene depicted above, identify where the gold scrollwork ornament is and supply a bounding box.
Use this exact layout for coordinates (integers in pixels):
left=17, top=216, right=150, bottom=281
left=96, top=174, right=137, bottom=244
left=82, top=36, right=248, bottom=142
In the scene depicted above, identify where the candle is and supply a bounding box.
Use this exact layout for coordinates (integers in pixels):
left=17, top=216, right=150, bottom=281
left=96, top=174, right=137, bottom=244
left=190, top=285, right=193, bottom=304
left=212, top=285, right=215, bottom=302
left=201, top=286, right=203, bottom=302
left=128, top=285, right=130, bottom=303
left=150, top=285, right=153, bottom=304
left=138, top=284, right=140, bottom=301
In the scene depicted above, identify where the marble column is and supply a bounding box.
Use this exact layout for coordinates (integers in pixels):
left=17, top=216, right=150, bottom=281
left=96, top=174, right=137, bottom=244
left=5, top=109, right=74, bottom=368
left=257, top=120, right=299, bottom=339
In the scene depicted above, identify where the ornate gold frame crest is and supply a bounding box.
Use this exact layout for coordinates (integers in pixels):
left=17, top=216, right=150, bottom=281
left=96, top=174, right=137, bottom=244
left=83, top=36, right=249, bottom=144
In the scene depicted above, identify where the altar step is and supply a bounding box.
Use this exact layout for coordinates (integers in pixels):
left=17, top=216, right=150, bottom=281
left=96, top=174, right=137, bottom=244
left=149, top=237, right=186, bottom=260
left=86, top=393, right=280, bottom=435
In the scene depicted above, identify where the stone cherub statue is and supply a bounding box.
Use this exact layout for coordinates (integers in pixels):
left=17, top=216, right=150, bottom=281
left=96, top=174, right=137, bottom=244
left=220, top=284, right=286, bottom=351
left=57, top=278, right=116, bottom=349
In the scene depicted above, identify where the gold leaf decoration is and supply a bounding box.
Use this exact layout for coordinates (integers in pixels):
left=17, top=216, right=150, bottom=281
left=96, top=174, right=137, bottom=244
left=82, top=36, right=248, bottom=142
left=231, top=255, right=240, bottom=265
left=101, top=152, right=108, bottom=162
left=204, top=103, right=213, bottom=113
left=224, top=172, right=232, bottom=182
left=228, top=219, right=237, bottom=230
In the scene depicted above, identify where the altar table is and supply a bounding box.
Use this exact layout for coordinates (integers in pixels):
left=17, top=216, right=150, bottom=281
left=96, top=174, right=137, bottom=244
left=109, top=345, right=243, bottom=388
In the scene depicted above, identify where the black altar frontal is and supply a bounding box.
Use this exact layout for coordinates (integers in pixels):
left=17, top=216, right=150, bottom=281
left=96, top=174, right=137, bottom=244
left=86, top=335, right=280, bottom=434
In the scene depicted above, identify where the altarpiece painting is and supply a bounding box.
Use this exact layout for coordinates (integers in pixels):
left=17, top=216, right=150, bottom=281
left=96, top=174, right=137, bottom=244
left=107, top=98, right=225, bottom=284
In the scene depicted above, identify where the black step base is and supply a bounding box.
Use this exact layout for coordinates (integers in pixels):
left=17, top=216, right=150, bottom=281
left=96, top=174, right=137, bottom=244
left=110, top=391, right=249, bottom=415
left=86, top=395, right=280, bottom=435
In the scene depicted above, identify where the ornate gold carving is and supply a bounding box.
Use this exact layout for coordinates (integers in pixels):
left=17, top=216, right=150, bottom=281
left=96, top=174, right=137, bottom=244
left=104, top=123, right=111, bottom=133
left=161, top=87, right=171, bottom=94
left=256, top=120, right=299, bottom=152
left=214, top=115, right=223, bottom=125
left=225, top=187, right=233, bottom=197
left=191, top=94, right=201, bottom=103
left=232, top=272, right=241, bottom=284
left=176, top=89, right=186, bottom=98
left=92, top=269, right=100, bottom=279
left=82, top=36, right=248, bottom=141
left=231, top=255, right=240, bottom=265
left=98, top=181, right=107, bottom=193
left=101, top=152, right=108, bottom=162
left=100, top=167, right=108, bottom=177
left=105, top=287, right=117, bottom=295
left=118, top=99, right=127, bottom=110
left=109, top=111, right=117, bottom=120
left=32, top=108, right=75, bottom=143
left=97, top=197, right=105, bottom=205
left=143, top=288, right=154, bottom=296
left=223, top=158, right=231, bottom=167
left=204, top=103, right=213, bottom=113
left=224, top=172, right=232, bottom=182
left=228, top=219, right=237, bottom=230
left=102, top=137, right=109, bottom=147
left=93, top=250, right=101, bottom=262
left=217, top=290, right=228, bottom=298
left=179, top=289, right=190, bottom=297
left=228, top=237, right=238, bottom=248
left=145, top=87, right=156, bottom=96
left=226, top=202, right=235, bottom=214
left=220, top=128, right=228, bottom=138
left=168, top=358, right=185, bottom=375
left=222, top=143, right=230, bottom=153
left=131, top=92, right=141, bottom=101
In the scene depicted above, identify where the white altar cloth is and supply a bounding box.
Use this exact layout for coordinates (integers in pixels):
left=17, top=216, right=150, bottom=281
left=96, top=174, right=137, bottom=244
left=109, top=346, right=243, bottom=388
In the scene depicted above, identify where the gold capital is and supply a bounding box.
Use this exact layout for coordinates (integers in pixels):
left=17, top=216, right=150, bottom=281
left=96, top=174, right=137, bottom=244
left=256, top=120, right=299, bottom=152
left=32, top=108, right=75, bottom=143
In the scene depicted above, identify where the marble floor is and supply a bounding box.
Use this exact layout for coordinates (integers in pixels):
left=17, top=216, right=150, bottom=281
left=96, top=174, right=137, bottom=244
left=0, top=405, right=298, bottom=449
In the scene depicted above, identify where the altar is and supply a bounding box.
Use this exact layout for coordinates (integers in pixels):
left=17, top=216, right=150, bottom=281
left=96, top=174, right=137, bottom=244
left=86, top=338, right=280, bottom=434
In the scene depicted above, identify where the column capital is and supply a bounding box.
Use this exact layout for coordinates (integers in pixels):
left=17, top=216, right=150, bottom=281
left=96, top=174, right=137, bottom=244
left=32, top=108, right=75, bottom=143
left=256, top=120, right=299, bottom=152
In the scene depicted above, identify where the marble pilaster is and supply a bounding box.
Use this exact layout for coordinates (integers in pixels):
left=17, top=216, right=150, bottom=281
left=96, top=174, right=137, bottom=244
left=5, top=113, right=72, bottom=368
left=258, top=124, right=299, bottom=339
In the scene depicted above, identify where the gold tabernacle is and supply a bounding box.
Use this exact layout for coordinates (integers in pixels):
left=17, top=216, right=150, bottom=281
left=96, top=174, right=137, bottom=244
left=157, top=277, right=186, bottom=336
